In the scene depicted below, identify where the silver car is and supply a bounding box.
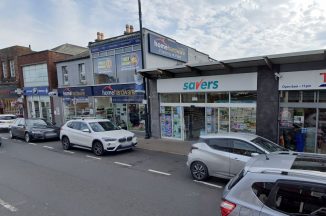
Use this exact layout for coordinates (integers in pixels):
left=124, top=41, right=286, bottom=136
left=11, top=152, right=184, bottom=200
left=221, top=152, right=326, bottom=216
left=186, top=133, right=286, bottom=181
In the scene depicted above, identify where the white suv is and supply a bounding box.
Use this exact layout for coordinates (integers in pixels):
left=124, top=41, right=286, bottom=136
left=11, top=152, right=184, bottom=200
left=0, top=114, right=17, bottom=129
left=60, top=119, right=137, bottom=156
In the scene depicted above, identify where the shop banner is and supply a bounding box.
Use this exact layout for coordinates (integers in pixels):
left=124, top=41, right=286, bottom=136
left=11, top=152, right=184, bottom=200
left=279, top=69, right=326, bottom=90
left=96, top=56, right=115, bottom=75
left=58, top=86, right=93, bottom=97
left=157, top=73, right=257, bottom=93
left=134, top=73, right=145, bottom=93
left=0, top=85, right=17, bottom=98
left=112, top=95, right=143, bottom=103
left=148, top=33, right=188, bottom=62
left=116, top=51, right=142, bottom=72
left=93, top=83, right=144, bottom=97
left=90, top=37, right=141, bottom=53
left=24, top=86, right=49, bottom=96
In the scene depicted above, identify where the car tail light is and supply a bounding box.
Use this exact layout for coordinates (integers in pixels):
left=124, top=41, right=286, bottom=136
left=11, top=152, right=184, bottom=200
left=220, top=200, right=236, bottom=216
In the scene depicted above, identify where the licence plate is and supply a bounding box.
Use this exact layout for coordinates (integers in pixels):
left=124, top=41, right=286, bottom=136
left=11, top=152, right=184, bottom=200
left=46, top=133, right=57, bottom=137
left=121, top=142, right=132, bottom=147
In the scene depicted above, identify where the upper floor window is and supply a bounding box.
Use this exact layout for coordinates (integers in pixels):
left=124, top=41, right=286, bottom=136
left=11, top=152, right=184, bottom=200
left=2, top=62, right=7, bottom=78
left=62, top=66, right=69, bottom=85
left=10, top=60, right=15, bottom=77
left=23, top=64, right=48, bottom=87
left=78, top=63, right=86, bottom=84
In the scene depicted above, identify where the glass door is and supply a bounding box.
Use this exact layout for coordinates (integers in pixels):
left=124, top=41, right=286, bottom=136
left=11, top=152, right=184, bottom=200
left=184, top=107, right=205, bottom=141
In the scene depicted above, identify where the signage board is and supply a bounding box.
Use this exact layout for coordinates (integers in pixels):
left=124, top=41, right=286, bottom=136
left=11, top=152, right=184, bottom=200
left=58, top=86, right=93, bottom=97
left=157, top=73, right=257, bottom=93
left=24, top=86, right=49, bottom=96
left=93, top=83, right=144, bottom=97
left=279, top=70, right=326, bottom=90
left=148, top=33, right=188, bottom=62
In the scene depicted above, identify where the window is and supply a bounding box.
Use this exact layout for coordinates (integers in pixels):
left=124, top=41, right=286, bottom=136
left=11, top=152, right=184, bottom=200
left=9, top=60, right=15, bottom=77
left=268, top=181, right=326, bottom=215
left=160, top=94, right=180, bottom=103
left=78, top=63, right=86, bottom=84
left=204, top=138, right=232, bottom=152
left=251, top=137, right=285, bottom=152
left=2, top=62, right=7, bottom=78
left=133, top=44, right=141, bottom=51
left=67, top=121, right=74, bottom=129
left=89, top=121, right=118, bottom=132
left=231, top=91, right=256, bottom=103
left=207, top=92, right=229, bottom=103
left=79, top=122, right=89, bottom=131
left=231, top=139, right=262, bottom=156
left=181, top=93, right=205, bottom=103
left=252, top=182, right=275, bottom=204
left=62, top=66, right=69, bottom=85
left=23, top=64, right=48, bottom=87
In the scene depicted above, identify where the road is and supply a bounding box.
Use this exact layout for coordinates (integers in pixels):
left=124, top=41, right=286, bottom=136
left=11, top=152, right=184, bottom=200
left=0, top=132, right=227, bottom=216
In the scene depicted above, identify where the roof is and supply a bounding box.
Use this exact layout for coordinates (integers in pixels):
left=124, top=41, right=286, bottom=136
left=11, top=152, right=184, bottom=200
left=68, top=118, right=111, bottom=123
left=200, top=132, right=258, bottom=140
left=139, top=49, right=326, bottom=78
left=51, top=43, right=88, bottom=55
left=55, top=50, right=90, bottom=63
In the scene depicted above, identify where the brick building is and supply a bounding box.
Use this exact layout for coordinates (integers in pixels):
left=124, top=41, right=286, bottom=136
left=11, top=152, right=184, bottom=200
left=0, top=46, right=33, bottom=114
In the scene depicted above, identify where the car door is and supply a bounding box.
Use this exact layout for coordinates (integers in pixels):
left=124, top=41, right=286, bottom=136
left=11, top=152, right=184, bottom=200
left=17, top=119, right=26, bottom=138
left=65, top=121, right=80, bottom=144
left=203, top=138, right=231, bottom=178
left=229, top=139, right=263, bottom=176
left=74, top=122, right=93, bottom=148
left=10, top=119, right=20, bottom=137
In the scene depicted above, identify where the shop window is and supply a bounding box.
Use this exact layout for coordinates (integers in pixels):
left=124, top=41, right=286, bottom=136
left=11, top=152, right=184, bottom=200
left=10, top=60, right=15, bottom=77
left=99, top=51, right=107, bottom=57
left=160, top=94, right=180, bottom=103
left=231, top=92, right=256, bottom=103
left=127, top=104, right=145, bottom=131
left=94, top=57, right=116, bottom=84
left=124, top=46, right=132, bottom=52
left=2, top=62, right=7, bottom=78
left=181, top=93, right=205, bottom=103
left=230, top=107, right=256, bottom=133
left=207, top=92, right=229, bottom=103
left=281, top=91, right=300, bottom=103
left=62, top=66, right=69, bottom=85
left=78, top=63, right=86, bottom=84
left=319, top=91, right=326, bottom=103
left=206, top=107, right=229, bottom=134
left=160, top=106, right=173, bottom=137
left=302, top=91, right=315, bottom=102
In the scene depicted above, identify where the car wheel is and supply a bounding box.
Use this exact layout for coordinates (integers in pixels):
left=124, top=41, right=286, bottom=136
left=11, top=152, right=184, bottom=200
left=25, top=133, right=31, bottom=143
left=62, top=136, right=71, bottom=150
left=9, top=130, right=14, bottom=139
left=190, top=161, right=209, bottom=181
left=92, top=141, right=104, bottom=156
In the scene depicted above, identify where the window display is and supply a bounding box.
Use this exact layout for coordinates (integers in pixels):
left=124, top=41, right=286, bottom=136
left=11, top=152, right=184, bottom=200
left=160, top=106, right=182, bottom=139
left=230, top=107, right=256, bottom=133
left=63, top=97, right=93, bottom=121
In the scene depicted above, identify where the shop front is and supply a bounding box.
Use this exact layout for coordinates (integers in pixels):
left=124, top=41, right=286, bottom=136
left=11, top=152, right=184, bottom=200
left=24, top=86, right=51, bottom=122
left=0, top=85, right=20, bottom=115
left=57, top=86, right=93, bottom=122
left=93, top=83, right=145, bottom=131
left=279, top=69, right=326, bottom=154
left=157, top=73, right=257, bottom=141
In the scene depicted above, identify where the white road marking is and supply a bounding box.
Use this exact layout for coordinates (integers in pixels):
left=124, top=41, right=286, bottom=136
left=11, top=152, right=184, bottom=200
left=43, top=146, right=54, bottom=150
left=193, top=180, right=223, bottom=189
left=64, top=150, right=75, bottom=154
left=86, top=155, right=101, bottom=160
left=0, top=198, right=18, bottom=212
left=29, top=143, right=37, bottom=146
left=148, top=169, right=171, bottom=176
left=114, top=162, right=132, bottom=167
left=1, top=137, right=8, bottom=140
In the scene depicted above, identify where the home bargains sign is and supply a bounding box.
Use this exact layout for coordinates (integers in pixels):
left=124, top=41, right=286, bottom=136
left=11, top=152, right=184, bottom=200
left=93, top=83, right=142, bottom=97
left=157, top=73, right=257, bottom=93
left=58, top=87, right=93, bottom=97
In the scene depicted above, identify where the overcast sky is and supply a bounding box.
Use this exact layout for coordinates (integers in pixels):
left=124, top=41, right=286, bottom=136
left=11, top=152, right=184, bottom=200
left=1, top=0, right=326, bottom=60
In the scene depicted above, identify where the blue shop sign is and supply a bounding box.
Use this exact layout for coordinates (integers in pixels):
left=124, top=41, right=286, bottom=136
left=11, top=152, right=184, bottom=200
left=24, top=86, right=49, bottom=96
left=58, top=86, right=93, bottom=97
left=148, top=33, right=188, bottom=62
left=93, top=83, right=141, bottom=97
left=90, top=37, right=141, bottom=53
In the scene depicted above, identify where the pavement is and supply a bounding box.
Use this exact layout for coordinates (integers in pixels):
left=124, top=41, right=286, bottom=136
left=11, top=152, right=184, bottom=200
left=132, top=131, right=193, bottom=156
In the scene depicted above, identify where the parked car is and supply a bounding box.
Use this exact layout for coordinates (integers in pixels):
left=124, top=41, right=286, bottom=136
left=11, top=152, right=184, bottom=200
left=0, top=114, right=17, bottom=130
left=9, top=118, right=60, bottom=142
left=187, top=133, right=287, bottom=181
left=220, top=152, right=326, bottom=216
left=59, top=119, right=137, bottom=156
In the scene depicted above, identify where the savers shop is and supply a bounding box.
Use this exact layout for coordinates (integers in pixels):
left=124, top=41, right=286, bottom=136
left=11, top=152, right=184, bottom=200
left=155, top=73, right=257, bottom=141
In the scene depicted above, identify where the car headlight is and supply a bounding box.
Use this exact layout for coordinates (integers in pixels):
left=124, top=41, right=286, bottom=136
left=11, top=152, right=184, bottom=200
left=102, top=137, right=117, bottom=142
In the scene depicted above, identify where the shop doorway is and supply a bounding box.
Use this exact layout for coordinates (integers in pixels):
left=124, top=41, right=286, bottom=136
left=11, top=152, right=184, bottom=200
left=184, top=107, right=205, bottom=141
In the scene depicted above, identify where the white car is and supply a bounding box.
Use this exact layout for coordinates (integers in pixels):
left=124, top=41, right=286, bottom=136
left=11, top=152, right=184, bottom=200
left=60, top=119, right=137, bottom=156
left=0, top=114, right=17, bottom=129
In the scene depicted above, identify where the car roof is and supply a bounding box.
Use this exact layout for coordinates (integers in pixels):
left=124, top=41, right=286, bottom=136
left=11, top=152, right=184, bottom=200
left=69, top=118, right=111, bottom=123
left=245, top=152, right=326, bottom=181
left=200, top=132, right=258, bottom=141
left=0, top=114, right=16, bottom=116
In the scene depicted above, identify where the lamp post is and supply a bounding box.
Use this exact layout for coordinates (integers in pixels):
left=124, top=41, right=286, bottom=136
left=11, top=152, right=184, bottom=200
left=138, top=0, right=151, bottom=139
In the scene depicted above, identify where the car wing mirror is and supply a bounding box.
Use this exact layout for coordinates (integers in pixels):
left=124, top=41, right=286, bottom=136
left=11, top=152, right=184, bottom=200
left=82, top=129, right=90, bottom=133
left=251, top=153, right=259, bottom=157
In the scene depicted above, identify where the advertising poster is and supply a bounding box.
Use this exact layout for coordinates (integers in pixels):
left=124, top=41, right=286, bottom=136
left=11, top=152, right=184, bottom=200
left=173, top=107, right=181, bottom=138
left=119, top=51, right=142, bottom=71
left=97, top=57, right=115, bottom=75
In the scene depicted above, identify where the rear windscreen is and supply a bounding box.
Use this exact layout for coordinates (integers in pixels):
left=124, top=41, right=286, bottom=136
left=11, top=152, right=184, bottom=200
left=228, top=169, right=245, bottom=190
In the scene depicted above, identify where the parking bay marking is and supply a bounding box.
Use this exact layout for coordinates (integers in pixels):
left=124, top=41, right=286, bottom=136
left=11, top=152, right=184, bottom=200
left=29, top=143, right=37, bottom=146
left=114, top=162, right=132, bottom=167
left=43, top=146, right=54, bottom=150
left=193, top=180, right=223, bottom=189
left=64, top=150, right=75, bottom=154
left=86, top=155, right=101, bottom=160
left=1, top=137, right=8, bottom=140
left=148, top=169, right=171, bottom=176
left=0, top=198, right=18, bottom=212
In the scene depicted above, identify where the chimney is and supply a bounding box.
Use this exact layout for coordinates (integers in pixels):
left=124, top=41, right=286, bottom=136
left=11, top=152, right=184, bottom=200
left=130, top=25, right=134, bottom=33
left=124, top=24, right=130, bottom=34
left=100, top=33, right=104, bottom=40
left=28, top=44, right=31, bottom=50
left=96, top=32, right=101, bottom=41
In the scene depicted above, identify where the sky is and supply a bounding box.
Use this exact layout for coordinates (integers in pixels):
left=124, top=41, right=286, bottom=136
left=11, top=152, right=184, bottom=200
left=1, top=0, right=326, bottom=60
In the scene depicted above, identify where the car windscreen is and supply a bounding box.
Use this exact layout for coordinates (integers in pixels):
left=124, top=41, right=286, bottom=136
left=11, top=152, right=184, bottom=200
left=89, top=121, right=118, bottom=132
left=251, top=137, right=286, bottom=152
left=0, top=116, right=16, bottom=120
left=26, top=119, right=49, bottom=128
